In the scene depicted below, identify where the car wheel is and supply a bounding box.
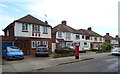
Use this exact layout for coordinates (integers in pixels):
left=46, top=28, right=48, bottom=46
left=35, top=54, right=38, bottom=57
left=46, top=54, right=49, bottom=57
left=5, top=56, right=9, bottom=61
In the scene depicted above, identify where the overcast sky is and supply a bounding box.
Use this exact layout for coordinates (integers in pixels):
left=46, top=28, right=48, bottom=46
left=0, top=0, right=119, bottom=37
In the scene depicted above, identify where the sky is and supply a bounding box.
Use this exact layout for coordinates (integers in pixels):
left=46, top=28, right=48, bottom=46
left=0, top=0, right=119, bottom=37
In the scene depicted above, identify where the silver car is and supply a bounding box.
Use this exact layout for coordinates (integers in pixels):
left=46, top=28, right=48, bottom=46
left=111, top=47, right=120, bottom=55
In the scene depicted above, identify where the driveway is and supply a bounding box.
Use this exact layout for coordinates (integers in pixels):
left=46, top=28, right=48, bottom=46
left=2, top=54, right=53, bottom=65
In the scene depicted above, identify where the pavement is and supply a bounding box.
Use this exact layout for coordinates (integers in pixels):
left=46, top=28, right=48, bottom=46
left=2, top=51, right=111, bottom=72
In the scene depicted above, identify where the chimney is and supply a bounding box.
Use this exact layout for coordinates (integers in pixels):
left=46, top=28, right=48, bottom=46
left=45, top=21, right=48, bottom=24
left=106, top=33, right=109, bottom=35
left=61, top=20, right=67, bottom=25
left=88, top=27, right=92, bottom=31
left=115, top=35, right=119, bottom=38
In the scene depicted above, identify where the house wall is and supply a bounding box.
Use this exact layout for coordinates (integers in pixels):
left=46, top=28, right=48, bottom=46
left=14, top=22, right=51, bottom=38
left=90, top=36, right=105, bottom=43
left=56, top=32, right=73, bottom=41
left=111, top=40, right=119, bottom=45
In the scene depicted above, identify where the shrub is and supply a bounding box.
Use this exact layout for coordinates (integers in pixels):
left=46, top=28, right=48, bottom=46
left=101, top=43, right=112, bottom=51
left=55, top=49, right=75, bottom=54
left=91, top=48, right=103, bottom=52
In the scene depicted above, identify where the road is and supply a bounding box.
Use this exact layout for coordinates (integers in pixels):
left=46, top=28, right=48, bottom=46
left=32, top=55, right=119, bottom=72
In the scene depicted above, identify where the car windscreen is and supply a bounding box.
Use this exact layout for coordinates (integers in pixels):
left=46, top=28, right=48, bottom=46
left=7, top=47, right=20, bottom=51
left=113, top=47, right=120, bottom=50
left=37, top=47, right=46, bottom=50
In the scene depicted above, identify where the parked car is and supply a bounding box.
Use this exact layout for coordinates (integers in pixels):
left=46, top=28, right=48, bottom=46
left=62, top=46, right=75, bottom=50
left=2, top=46, right=24, bottom=60
left=111, top=47, right=120, bottom=55
left=35, top=45, right=49, bottom=57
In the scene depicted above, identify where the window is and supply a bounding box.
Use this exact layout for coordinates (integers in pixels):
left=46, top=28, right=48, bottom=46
left=7, top=30, right=9, bottom=36
left=82, top=35, right=84, bottom=39
left=84, top=42, right=87, bottom=45
left=86, top=36, right=90, bottom=40
left=32, top=25, right=40, bottom=32
left=100, top=38, right=102, bottom=41
left=66, top=42, right=72, bottom=46
left=32, top=41, right=40, bottom=48
left=76, top=35, right=80, bottom=39
left=58, top=32, right=62, bottom=37
left=95, top=37, right=97, bottom=41
left=66, top=32, right=71, bottom=37
left=43, top=26, right=47, bottom=33
left=42, top=41, right=48, bottom=47
left=22, top=23, right=28, bottom=31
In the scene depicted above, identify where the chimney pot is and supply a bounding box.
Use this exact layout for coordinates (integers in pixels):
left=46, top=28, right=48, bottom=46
left=88, top=27, right=92, bottom=31
left=45, top=21, right=48, bottom=24
left=106, top=33, right=109, bottom=35
left=61, top=20, right=67, bottom=25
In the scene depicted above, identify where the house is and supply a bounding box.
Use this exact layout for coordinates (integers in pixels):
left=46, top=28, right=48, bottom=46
left=52, top=20, right=90, bottom=51
left=78, top=27, right=105, bottom=48
left=115, top=35, right=120, bottom=47
left=2, top=14, right=52, bottom=55
left=104, top=33, right=119, bottom=48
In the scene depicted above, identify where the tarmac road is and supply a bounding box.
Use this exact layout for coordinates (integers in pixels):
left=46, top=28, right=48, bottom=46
left=33, top=55, right=119, bottom=72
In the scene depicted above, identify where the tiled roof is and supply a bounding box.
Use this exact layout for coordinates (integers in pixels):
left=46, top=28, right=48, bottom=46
left=104, top=35, right=115, bottom=40
left=15, top=14, right=51, bottom=27
left=78, top=29, right=103, bottom=37
left=52, top=23, right=76, bottom=34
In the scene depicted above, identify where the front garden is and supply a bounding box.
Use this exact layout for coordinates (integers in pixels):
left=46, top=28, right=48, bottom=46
left=91, top=43, right=112, bottom=53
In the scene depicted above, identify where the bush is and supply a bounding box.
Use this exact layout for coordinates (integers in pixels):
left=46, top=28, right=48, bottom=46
left=91, top=48, right=103, bottom=52
left=55, top=49, right=75, bottom=54
left=101, top=43, right=112, bottom=51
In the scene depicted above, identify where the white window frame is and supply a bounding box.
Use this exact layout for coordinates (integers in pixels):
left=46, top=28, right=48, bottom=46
left=32, top=25, right=40, bottom=32
left=32, top=41, right=41, bottom=48
left=43, top=26, right=47, bottom=33
left=42, top=41, right=48, bottom=47
left=22, top=23, right=28, bottom=31
left=7, top=30, right=9, bottom=36
left=58, top=32, right=62, bottom=37
left=66, top=32, right=71, bottom=38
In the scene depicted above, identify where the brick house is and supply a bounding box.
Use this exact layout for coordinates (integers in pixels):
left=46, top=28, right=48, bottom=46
left=78, top=27, right=105, bottom=48
left=104, top=33, right=119, bottom=48
left=2, top=14, right=52, bottom=55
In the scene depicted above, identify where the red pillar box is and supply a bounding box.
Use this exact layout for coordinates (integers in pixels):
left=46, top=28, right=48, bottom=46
left=75, top=45, right=79, bottom=59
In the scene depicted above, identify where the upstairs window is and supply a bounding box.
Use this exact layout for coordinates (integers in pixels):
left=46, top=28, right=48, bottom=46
left=95, top=37, right=97, bottom=41
left=100, top=38, right=102, bottom=41
left=82, top=35, right=84, bottom=39
left=86, top=36, right=90, bottom=40
left=76, top=35, right=80, bottom=39
left=58, top=32, right=62, bottom=37
left=22, top=23, right=28, bottom=31
left=66, top=32, right=71, bottom=38
left=32, top=25, right=40, bottom=32
left=7, top=30, right=9, bottom=36
left=43, top=26, right=48, bottom=33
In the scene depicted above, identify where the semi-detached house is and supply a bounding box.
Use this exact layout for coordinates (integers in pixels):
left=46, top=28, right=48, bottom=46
left=52, top=21, right=89, bottom=51
left=104, top=33, right=119, bottom=48
left=3, top=14, right=52, bottom=55
left=79, top=27, right=105, bottom=48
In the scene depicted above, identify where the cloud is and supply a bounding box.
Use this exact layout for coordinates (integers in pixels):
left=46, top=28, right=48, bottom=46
left=0, top=3, right=8, bottom=8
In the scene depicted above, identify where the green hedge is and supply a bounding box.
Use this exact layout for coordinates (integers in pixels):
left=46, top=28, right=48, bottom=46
left=55, top=49, right=75, bottom=54
left=91, top=48, right=103, bottom=51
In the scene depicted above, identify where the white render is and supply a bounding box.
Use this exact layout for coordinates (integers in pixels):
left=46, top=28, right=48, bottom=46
left=111, top=40, right=119, bottom=45
left=14, top=22, right=51, bottom=38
